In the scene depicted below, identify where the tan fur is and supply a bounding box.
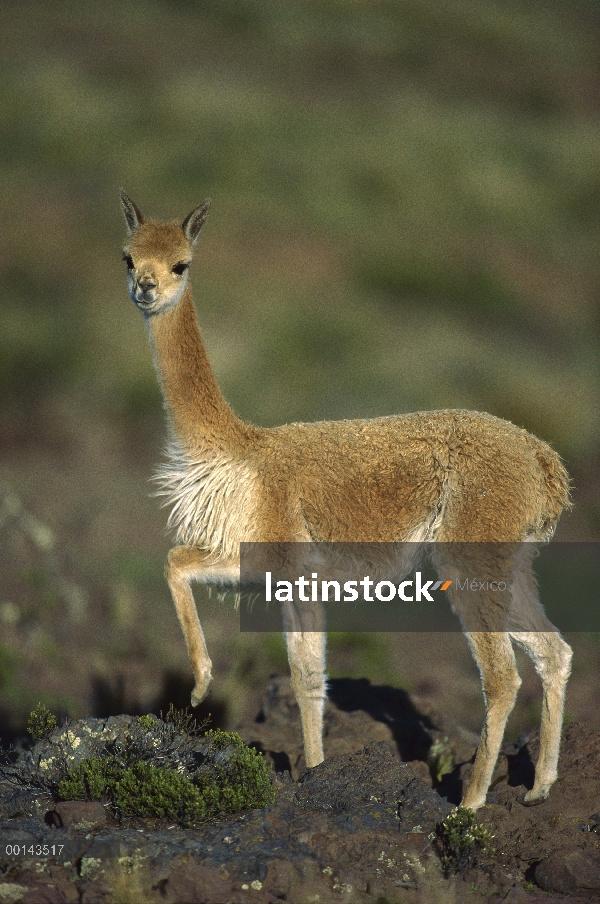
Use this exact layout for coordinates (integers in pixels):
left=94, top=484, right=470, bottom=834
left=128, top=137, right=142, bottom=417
left=119, top=192, right=572, bottom=810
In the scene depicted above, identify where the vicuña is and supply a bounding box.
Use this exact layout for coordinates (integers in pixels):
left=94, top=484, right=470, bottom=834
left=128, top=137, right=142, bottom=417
left=119, top=192, right=572, bottom=810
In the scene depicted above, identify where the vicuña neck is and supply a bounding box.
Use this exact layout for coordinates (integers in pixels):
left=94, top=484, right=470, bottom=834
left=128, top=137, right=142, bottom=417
left=147, top=286, right=254, bottom=452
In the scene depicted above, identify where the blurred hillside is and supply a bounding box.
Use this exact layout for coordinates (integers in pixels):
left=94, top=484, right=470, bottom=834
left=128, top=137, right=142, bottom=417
left=0, top=1, right=599, bottom=729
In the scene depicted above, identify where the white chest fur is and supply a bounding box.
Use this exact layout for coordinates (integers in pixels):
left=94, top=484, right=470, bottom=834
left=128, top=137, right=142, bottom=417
left=153, top=443, right=258, bottom=561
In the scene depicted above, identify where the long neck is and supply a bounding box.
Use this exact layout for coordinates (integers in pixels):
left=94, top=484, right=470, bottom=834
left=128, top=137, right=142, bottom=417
left=146, top=286, right=254, bottom=453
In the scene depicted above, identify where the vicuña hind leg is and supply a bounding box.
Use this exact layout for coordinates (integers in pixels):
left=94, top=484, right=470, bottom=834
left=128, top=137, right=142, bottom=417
left=282, top=598, right=326, bottom=769
left=511, top=631, right=571, bottom=804
left=430, top=543, right=522, bottom=809
left=506, top=555, right=572, bottom=803
left=462, top=632, right=522, bottom=811
left=165, top=545, right=231, bottom=706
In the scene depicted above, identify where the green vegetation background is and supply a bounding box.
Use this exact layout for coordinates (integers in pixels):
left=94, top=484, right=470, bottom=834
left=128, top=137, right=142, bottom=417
left=0, top=0, right=599, bottom=734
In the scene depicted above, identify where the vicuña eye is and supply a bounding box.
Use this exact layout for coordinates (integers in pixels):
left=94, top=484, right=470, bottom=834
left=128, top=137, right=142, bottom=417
left=123, top=254, right=134, bottom=270
left=171, top=262, right=189, bottom=276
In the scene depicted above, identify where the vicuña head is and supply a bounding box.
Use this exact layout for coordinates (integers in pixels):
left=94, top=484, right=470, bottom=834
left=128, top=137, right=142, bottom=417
left=119, top=192, right=572, bottom=813
left=120, top=190, right=211, bottom=316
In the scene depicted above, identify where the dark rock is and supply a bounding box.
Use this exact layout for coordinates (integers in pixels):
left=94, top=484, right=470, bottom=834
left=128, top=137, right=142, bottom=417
left=19, top=886, right=67, bottom=904
left=0, top=882, right=30, bottom=904
left=534, top=846, right=600, bottom=895
left=48, top=801, right=107, bottom=829
left=12, top=715, right=136, bottom=789
left=0, top=825, right=39, bottom=855
left=0, top=785, right=53, bottom=820
left=295, top=740, right=451, bottom=835
left=295, top=741, right=411, bottom=813
left=162, top=860, right=242, bottom=904
left=0, top=866, right=80, bottom=904
left=261, top=858, right=302, bottom=898
left=500, top=889, right=549, bottom=903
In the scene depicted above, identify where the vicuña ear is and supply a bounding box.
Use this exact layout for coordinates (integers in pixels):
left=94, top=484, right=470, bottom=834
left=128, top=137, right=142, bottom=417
left=119, top=190, right=144, bottom=235
left=182, top=199, right=212, bottom=245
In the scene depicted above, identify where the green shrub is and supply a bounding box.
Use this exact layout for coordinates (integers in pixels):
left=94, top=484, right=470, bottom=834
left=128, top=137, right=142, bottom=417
left=136, top=714, right=156, bottom=731
left=57, top=756, right=119, bottom=801
left=436, top=807, right=494, bottom=874
left=27, top=703, right=57, bottom=740
left=203, top=729, right=276, bottom=810
left=161, top=702, right=209, bottom=736
left=54, top=715, right=275, bottom=825
left=112, top=761, right=208, bottom=821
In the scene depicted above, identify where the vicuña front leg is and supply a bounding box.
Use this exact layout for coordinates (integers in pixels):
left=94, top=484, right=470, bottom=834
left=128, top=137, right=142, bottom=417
left=282, top=598, right=326, bottom=769
left=165, top=545, right=216, bottom=706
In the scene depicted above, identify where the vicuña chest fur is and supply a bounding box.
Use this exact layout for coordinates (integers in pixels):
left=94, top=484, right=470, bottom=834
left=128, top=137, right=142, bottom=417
left=154, top=442, right=259, bottom=560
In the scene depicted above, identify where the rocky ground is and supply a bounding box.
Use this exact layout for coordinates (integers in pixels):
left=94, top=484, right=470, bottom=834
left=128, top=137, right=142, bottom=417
left=0, top=678, right=599, bottom=904
left=1, top=490, right=599, bottom=902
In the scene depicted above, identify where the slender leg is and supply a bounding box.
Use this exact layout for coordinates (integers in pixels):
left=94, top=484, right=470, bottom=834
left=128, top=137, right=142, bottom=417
left=430, top=542, right=524, bottom=809
left=461, top=631, right=522, bottom=810
left=507, top=555, right=572, bottom=804
left=511, top=631, right=572, bottom=804
left=282, top=598, right=326, bottom=768
left=165, top=546, right=220, bottom=706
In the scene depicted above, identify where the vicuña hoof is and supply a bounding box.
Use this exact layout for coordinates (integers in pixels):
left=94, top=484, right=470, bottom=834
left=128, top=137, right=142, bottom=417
left=520, top=787, right=550, bottom=807
left=191, top=676, right=212, bottom=707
